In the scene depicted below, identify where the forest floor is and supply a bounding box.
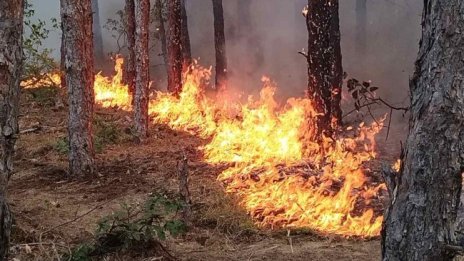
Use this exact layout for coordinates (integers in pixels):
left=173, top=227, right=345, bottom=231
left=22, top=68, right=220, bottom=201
left=7, top=86, right=407, bottom=261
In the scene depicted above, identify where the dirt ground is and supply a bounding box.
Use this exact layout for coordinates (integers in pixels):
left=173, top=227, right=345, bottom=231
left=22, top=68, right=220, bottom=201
left=8, top=87, right=390, bottom=261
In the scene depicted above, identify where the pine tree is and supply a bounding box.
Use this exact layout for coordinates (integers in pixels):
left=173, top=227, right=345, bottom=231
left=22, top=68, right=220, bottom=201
left=0, top=1, right=24, bottom=257
left=61, top=0, right=95, bottom=177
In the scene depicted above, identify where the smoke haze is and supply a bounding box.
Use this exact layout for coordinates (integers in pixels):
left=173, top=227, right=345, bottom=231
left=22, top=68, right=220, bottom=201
left=30, top=0, right=422, bottom=104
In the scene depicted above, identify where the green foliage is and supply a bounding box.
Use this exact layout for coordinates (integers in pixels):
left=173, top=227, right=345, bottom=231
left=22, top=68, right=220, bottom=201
left=103, top=10, right=127, bottom=54
left=54, top=118, right=131, bottom=155
left=54, top=137, right=69, bottom=155
left=93, top=117, right=132, bottom=152
left=67, top=193, right=186, bottom=260
left=104, top=1, right=166, bottom=54
left=22, top=0, right=59, bottom=85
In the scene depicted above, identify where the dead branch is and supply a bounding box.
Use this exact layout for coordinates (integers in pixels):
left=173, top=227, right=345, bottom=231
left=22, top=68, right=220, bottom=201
left=39, top=198, right=114, bottom=241
left=20, top=125, right=42, bottom=134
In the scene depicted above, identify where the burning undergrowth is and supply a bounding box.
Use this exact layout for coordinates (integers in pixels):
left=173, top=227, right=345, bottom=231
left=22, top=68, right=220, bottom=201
left=24, top=58, right=386, bottom=238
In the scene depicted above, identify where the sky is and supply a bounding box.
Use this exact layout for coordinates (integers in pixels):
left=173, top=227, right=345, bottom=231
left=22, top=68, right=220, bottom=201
left=29, top=0, right=422, bottom=104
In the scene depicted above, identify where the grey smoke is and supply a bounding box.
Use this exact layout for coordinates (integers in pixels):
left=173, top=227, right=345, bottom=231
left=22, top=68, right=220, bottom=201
left=29, top=0, right=422, bottom=104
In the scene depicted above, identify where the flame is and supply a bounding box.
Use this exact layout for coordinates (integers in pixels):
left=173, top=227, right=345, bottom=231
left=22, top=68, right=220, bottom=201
left=21, top=72, right=61, bottom=89
left=94, top=56, right=132, bottom=109
left=23, top=58, right=385, bottom=237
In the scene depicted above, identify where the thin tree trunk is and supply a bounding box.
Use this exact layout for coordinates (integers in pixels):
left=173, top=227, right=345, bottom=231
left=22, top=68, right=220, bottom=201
left=212, top=0, right=227, bottom=92
left=381, top=1, right=464, bottom=260
left=305, top=0, right=343, bottom=136
left=61, top=0, right=95, bottom=177
left=134, top=0, right=150, bottom=138
left=355, top=0, right=367, bottom=55
left=167, top=0, right=183, bottom=94
left=125, top=0, right=136, bottom=96
left=0, top=1, right=23, bottom=258
left=180, top=0, right=191, bottom=71
left=92, top=0, right=104, bottom=64
left=155, top=0, right=168, bottom=74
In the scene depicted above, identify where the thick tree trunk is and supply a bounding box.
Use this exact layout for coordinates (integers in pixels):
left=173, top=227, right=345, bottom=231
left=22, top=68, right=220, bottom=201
left=305, top=0, right=343, bottom=136
left=155, top=0, right=168, bottom=74
left=92, top=0, right=104, bottom=64
left=125, top=0, right=136, bottom=96
left=0, top=1, right=23, bottom=258
left=61, top=0, right=95, bottom=177
left=134, top=0, right=150, bottom=138
left=212, top=0, right=227, bottom=92
left=355, top=0, right=367, bottom=55
left=381, top=1, right=464, bottom=260
left=180, top=0, right=191, bottom=71
left=167, top=0, right=183, bottom=94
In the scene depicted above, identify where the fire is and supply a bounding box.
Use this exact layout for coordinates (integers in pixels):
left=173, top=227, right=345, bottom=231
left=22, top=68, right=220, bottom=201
left=21, top=72, right=61, bottom=89
left=94, top=56, right=132, bottom=109
left=23, top=56, right=132, bottom=110
left=23, top=58, right=386, bottom=237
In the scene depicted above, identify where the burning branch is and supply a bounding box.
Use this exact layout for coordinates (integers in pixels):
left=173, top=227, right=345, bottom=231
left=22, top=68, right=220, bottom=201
left=344, top=78, right=409, bottom=140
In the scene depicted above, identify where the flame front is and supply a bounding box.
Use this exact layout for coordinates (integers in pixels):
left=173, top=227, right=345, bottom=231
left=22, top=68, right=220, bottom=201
left=24, top=59, right=385, bottom=237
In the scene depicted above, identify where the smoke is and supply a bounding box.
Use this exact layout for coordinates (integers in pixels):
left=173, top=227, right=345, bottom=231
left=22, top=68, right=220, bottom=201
left=30, top=0, right=422, bottom=104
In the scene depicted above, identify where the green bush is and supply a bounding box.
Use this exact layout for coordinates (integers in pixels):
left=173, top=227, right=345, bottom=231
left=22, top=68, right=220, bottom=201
left=68, top=193, right=186, bottom=260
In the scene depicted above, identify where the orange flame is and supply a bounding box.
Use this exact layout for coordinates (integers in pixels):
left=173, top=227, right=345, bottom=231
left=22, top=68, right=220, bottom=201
left=23, top=58, right=385, bottom=237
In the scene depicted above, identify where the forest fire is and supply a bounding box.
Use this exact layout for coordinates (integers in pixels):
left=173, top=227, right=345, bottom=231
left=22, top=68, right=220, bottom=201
left=23, top=58, right=385, bottom=238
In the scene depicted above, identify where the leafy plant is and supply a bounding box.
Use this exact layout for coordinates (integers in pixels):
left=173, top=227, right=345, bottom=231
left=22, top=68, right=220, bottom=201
left=22, top=0, right=60, bottom=85
left=54, top=137, right=69, bottom=154
left=67, top=193, right=186, bottom=260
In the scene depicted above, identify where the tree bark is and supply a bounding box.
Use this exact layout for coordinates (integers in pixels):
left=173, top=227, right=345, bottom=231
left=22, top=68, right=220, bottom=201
left=125, top=0, right=136, bottom=96
left=60, top=16, right=66, bottom=90
left=92, top=0, right=104, bottom=64
left=381, top=1, right=464, bottom=260
left=134, top=0, right=150, bottom=138
left=212, top=0, right=227, bottom=92
left=167, top=0, right=183, bottom=94
left=0, top=1, right=23, bottom=258
left=61, top=0, right=95, bottom=177
left=180, top=0, right=191, bottom=71
left=155, top=0, right=168, bottom=74
left=355, top=0, right=367, bottom=55
left=305, top=0, right=343, bottom=135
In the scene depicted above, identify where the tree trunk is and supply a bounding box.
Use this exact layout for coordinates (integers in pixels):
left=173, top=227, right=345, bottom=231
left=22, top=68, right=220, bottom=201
left=60, top=18, right=66, bottom=90
left=0, top=1, right=23, bottom=258
left=381, top=1, right=464, bottom=260
left=355, top=0, right=367, bottom=55
left=61, top=0, right=95, bottom=177
left=180, top=0, right=191, bottom=71
left=134, top=0, right=150, bottom=138
left=92, top=0, right=104, bottom=64
left=155, top=0, right=168, bottom=74
left=212, top=0, right=227, bottom=92
left=167, top=0, right=183, bottom=94
left=125, top=0, right=136, bottom=96
left=305, top=0, right=343, bottom=135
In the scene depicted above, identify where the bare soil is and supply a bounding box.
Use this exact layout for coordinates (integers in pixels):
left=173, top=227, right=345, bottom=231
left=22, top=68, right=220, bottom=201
left=8, top=87, right=390, bottom=261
